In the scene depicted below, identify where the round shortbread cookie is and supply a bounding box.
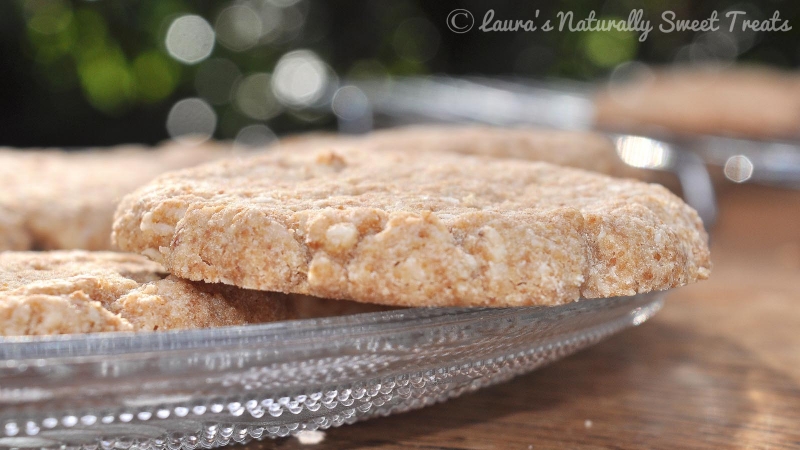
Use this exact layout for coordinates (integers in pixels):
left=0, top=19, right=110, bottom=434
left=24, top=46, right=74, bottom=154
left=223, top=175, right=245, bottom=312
left=113, top=143, right=711, bottom=307
left=279, top=125, right=634, bottom=177
left=0, top=141, right=241, bottom=252
left=0, top=205, right=31, bottom=252
left=594, top=66, right=800, bottom=139
left=0, top=251, right=294, bottom=336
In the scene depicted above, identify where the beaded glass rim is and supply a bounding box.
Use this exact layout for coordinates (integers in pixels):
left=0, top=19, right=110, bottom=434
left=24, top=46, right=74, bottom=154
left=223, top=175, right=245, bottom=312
left=0, top=293, right=665, bottom=449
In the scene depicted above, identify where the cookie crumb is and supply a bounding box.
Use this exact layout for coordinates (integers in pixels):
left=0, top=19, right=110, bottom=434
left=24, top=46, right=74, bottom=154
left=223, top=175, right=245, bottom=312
left=315, top=150, right=346, bottom=169
left=295, top=430, right=326, bottom=445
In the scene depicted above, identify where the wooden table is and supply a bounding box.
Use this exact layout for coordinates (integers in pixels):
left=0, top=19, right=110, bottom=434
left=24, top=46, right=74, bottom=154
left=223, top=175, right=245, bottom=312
left=239, top=185, right=800, bottom=449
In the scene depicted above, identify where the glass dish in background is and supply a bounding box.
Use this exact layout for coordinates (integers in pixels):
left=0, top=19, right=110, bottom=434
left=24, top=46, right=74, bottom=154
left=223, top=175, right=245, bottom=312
left=353, top=75, right=800, bottom=193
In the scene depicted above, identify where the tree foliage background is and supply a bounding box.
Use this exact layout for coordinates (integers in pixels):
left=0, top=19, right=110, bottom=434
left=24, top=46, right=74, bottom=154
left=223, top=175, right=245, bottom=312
left=1, top=0, right=797, bottom=146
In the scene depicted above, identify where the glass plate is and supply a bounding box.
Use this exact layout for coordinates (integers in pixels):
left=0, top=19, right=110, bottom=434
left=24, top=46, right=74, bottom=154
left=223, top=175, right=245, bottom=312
left=0, top=292, right=664, bottom=449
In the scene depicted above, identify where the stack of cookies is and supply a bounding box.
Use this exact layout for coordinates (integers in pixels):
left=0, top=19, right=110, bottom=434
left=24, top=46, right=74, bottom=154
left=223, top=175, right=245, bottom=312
left=0, top=141, right=299, bottom=335
left=0, top=126, right=711, bottom=336
left=0, top=251, right=293, bottom=335
left=0, top=140, right=240, bottom=251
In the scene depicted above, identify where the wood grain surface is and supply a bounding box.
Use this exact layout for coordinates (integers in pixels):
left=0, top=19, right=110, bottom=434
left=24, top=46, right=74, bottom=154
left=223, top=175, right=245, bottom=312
left=237, top=184, right=800, bottom=450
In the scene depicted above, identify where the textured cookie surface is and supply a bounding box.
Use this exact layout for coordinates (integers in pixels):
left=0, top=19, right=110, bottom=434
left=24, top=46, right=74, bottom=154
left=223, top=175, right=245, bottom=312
left=280, top=125, right=633, bottom=177
left=594, top=66, right=800, bottom=139
left=0, top=141, right=240, bottom=251
left=114, top=144, right=710, bottom=307
left=0, top=251, right=293, bottom=336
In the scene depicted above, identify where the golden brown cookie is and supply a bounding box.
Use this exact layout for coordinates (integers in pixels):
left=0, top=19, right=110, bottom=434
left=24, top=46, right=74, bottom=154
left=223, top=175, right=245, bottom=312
left=594, top=66, right=800, bottom=139
left=358, top=125, right=633, bottom=176
left=113, top=144, right=711, bottom=307
left=0, top=141, right=241, bottom=251
left=0, top=205, right=30, bottom=252
left=0, top=251, right=293, bottom=336
left=278, top=126, right=632, bottom=177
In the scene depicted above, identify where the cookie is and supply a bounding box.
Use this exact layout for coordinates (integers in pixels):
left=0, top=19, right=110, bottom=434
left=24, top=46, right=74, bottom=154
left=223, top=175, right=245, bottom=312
left=0, top=140, right=241, bottom=251
left=0, top=251, right=293, bottom=336
left=113, top=144, right=711, bottom=307
left=356, top=125, right=635, bottom=176
left=594, top=66, right=800, bottom=139
left=279, top=126, right=632, bottom=177
left=0, top=205, right=30, bottom=252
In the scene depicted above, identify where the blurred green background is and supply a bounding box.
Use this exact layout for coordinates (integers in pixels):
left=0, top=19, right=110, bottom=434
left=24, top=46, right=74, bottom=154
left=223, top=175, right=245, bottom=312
left=1, top=0, right=798, bottom=146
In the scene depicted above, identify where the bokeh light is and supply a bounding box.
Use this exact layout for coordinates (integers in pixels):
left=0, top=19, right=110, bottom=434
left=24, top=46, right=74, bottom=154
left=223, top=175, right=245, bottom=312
left=165, top=15, right=215, bottom=64
left=166, top=98, right=217, bottom=143
left=7, top=0, right=800, bottom=148
left=77, top=47, right=135, bottom=113
left=724, top=155, right=754, bottom=183
left=722, top=5, right=760, bottom=54
left=675, top=32, right=739, bottom=66
left=25, top=0, right=74, bottom=35
left=245, top=1, right=284, bottom=44
left=583, top=17, right=637, bottom=68
left=615, top=135, right=670, bottom=169
left=332, top=86, right=370, bottom=121
left=264, top=2, right=307, bottom=43
left=133, top=51, right=179, bottom=103
left=234, top=124, right=277, bottom=149
left=215, top=5, right=262, bottom=52
left=235, top=73, right=283, bottom=120
left=272, top=49, right=329, bottom=108
left=332, top=85, right=372, bottom=133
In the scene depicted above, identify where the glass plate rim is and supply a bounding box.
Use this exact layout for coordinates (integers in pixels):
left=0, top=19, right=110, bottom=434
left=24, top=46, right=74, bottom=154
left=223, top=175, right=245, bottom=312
left=0, top=292, right=662, bottom=361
